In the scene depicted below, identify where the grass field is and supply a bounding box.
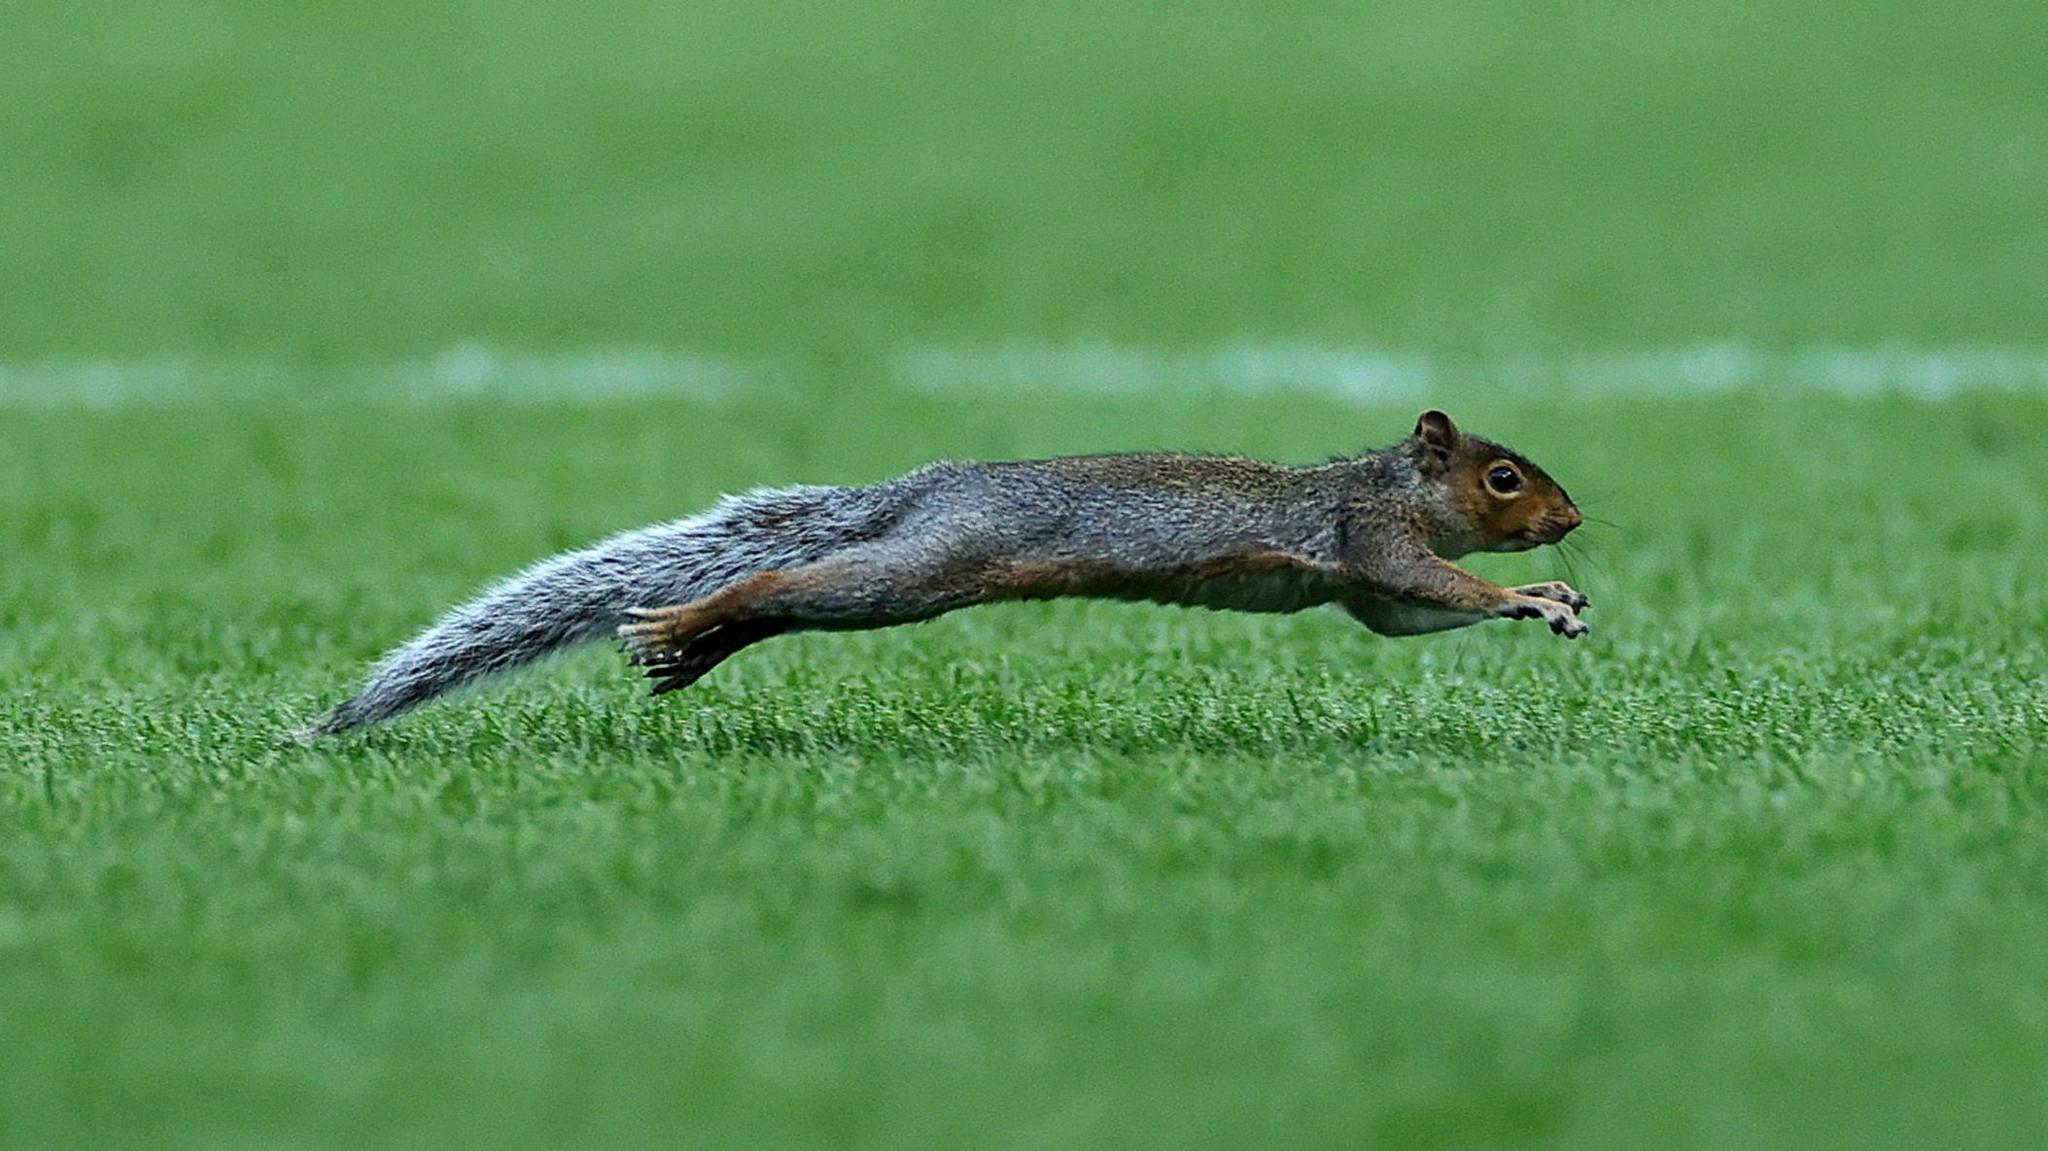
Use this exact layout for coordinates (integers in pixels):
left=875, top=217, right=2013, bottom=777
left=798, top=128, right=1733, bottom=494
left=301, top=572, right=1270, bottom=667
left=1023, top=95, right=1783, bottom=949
left=6, top=1, right=2048, bottom=1147
left=6, top=376, right=2046, bottom=1148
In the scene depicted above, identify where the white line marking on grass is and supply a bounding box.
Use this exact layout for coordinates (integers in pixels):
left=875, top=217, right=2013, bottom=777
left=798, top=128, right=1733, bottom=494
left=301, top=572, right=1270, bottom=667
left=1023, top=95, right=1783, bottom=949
left=897, top=344, right=1440, bottom=402
left=896, top=344, right=2048, bottom=401
left=897, top=342, right=1441, bottom=401
left=0, top=345, right=751, bottom=409
left=4, top=343, right=2048, bottom=407
left=388, top=345, right=753, bottom=402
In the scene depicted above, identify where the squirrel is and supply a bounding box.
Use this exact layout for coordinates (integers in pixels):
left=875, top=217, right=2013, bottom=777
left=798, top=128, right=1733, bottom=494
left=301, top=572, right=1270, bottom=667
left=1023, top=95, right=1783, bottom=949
left=301, top=409, right=1587, bottom=737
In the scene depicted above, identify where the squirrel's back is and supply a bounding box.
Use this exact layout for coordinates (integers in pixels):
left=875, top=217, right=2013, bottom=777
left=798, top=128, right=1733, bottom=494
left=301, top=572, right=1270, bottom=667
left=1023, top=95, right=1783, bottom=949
left=306, top=451, right=1405, bottom=736
left=934, top=453, right=1345, bottom=559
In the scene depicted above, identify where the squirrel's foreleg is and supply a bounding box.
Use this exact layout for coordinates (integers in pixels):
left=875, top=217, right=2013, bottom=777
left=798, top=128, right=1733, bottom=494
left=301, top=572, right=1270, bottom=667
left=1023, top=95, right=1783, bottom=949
left=1345, top=548, right=1589, bottom=639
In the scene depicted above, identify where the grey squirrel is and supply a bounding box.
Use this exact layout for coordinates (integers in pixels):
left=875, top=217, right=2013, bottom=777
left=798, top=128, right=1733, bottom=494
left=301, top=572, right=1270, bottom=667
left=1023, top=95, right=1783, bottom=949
left=302, top=409, right=1586, bottom=737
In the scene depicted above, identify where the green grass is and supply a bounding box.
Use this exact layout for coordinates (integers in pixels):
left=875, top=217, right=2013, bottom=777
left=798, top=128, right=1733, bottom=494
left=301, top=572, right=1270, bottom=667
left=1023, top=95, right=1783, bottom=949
left=7, top=0, right=2048, bottom=1145
left=4, top=380, right=2047, bottom=1149
left=5, top=0, right=2047, bottom=358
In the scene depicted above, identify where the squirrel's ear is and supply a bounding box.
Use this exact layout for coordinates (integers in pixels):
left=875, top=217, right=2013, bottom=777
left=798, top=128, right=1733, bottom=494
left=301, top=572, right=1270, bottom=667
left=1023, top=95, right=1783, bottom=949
left=1414, top=410, right=1459, bottom=471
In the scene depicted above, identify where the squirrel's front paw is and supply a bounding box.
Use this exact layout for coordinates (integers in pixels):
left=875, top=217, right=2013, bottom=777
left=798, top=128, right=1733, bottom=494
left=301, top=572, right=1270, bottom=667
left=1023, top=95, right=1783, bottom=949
left=1498, top=594, right=1590, bottom=638
left=1511, top=581, right=1590, bottom=613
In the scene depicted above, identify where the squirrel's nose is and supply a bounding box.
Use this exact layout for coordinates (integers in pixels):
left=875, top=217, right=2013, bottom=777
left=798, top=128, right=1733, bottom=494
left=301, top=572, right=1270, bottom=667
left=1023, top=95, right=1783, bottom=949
left=1557, top=507, right=1583, bottom=537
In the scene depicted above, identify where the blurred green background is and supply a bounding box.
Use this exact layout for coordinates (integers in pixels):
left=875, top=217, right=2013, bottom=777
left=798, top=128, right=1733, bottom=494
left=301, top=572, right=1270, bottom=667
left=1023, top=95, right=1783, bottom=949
left=4, top=0, right=2044, bottom=360
left=5, top=3, right=2048, bottom=1149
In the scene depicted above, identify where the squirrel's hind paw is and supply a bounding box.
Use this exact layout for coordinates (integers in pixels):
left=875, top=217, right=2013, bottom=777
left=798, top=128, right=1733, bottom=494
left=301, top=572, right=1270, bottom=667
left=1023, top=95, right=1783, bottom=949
left=618, top=606, right=698, bottom=661
left=619, top=607, right=786, bottom=695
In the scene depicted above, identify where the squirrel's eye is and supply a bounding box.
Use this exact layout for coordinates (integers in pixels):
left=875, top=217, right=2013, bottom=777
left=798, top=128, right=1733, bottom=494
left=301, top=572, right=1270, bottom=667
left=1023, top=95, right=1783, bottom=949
left=1485, top=465, right=1523, bottom=495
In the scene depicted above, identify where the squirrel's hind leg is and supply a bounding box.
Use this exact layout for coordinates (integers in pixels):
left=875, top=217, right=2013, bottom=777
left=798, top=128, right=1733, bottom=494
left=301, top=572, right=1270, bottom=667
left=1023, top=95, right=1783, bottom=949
left=624, top=613, right=789, bottom=695
left=618, top=560, right=988, bottom=694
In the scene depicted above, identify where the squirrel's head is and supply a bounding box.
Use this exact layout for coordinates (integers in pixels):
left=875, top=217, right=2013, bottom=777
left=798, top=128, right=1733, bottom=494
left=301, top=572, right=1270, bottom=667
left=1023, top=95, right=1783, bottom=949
left=1411, top=410, right=1581, bottom=553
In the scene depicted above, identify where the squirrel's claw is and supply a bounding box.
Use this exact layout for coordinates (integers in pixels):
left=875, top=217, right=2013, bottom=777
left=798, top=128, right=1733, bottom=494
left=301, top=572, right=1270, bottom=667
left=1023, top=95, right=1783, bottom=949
left=640, top=641, right=733, bottom=695
left=1511, top=581, right=1590, bottom=613
left=1499, top=594, right=1589, bottom=638
left=620, top=606, right=787, bottom=696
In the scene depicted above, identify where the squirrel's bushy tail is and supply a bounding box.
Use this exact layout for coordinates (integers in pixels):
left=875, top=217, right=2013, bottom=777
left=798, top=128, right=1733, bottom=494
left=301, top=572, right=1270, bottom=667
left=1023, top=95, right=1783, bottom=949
left=301, top=483, right=896, bottom=737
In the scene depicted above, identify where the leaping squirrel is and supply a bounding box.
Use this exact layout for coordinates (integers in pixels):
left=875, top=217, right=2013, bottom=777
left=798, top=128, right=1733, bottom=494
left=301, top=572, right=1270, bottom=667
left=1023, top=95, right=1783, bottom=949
left=303, top=409, right=1587, bottom=737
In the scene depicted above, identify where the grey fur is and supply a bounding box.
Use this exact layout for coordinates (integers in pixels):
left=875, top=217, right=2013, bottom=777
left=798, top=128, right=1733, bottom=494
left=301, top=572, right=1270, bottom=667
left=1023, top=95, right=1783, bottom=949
left=302, top=475, right=942, bottom=736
